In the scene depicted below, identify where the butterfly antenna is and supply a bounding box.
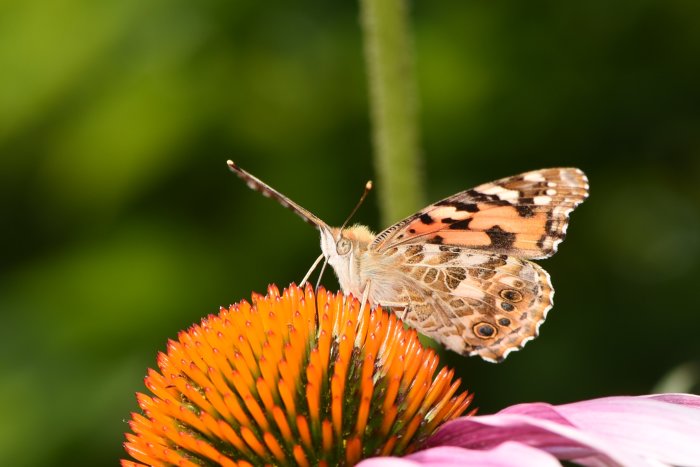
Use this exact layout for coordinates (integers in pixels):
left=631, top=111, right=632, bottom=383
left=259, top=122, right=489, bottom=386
left=339, top=180, right=373, bottom=230
left=227, top=160, right=328, bottom=229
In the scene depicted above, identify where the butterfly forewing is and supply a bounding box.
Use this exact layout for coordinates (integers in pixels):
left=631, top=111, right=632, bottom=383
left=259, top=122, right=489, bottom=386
left=371, top=168, right=588, bottom=259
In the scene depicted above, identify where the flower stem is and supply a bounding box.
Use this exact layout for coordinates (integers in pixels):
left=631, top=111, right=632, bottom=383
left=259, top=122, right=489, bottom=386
left=359, top=0, right=425, bottom=224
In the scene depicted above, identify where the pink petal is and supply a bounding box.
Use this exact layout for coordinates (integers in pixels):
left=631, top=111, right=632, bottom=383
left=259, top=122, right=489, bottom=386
left=357, top=443, right=560, bottom=467
left=504, top=394, right=700, bottom=466
left=427, top=410, right=641, bottom=465
left=427, top=394, right=700, bottom=467
left=643, top=392, right=700, bottom=408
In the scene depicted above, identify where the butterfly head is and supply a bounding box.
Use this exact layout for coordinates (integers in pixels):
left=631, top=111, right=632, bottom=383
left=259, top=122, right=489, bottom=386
left=319, top=225, right=374, bottom=295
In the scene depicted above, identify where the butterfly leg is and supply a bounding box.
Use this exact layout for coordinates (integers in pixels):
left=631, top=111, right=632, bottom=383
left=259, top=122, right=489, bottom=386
left=401, top=305, right=410, bottom=321
left=299, top=253, right=325, bottom=287
left=399, top=300, right=413, bottom=322
left=377, top=300, right=412, bottom=322
left=359, top=280, right=372, bottom=314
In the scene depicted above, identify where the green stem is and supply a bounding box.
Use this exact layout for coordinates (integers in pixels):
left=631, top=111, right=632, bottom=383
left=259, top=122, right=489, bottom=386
left=359, top=0, right=425, bottom=225
left=359, top=0, right=436, bottom=351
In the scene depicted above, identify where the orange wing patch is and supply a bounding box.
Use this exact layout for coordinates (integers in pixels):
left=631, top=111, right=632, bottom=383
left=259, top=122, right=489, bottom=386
left=370, top=168, right=588, bottom=259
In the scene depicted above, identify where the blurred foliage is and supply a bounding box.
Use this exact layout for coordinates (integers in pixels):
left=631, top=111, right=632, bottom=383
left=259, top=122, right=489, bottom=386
left=1, top=1, right=699, bottom=465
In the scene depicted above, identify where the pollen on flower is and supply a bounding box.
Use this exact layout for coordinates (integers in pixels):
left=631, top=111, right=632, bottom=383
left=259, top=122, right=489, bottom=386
left=122, top=284, right=473, bottom=466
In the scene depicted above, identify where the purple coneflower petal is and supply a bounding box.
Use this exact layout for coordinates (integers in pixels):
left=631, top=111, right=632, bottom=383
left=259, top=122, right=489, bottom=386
left=358, top=443, right=560, bottom=467
left=643, top=392, right=700, bottom=408
left=426, top=394, right=700, bottom=466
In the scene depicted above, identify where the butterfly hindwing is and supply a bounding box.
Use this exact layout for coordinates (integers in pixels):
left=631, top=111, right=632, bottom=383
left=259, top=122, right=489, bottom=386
left=387, top=243, right=553, bottom=362
left=371, top=168, right=588, bottom=259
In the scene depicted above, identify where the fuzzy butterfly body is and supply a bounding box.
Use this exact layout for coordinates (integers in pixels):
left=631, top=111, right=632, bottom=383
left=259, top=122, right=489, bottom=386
left=228, top=162, right=588, bottom=362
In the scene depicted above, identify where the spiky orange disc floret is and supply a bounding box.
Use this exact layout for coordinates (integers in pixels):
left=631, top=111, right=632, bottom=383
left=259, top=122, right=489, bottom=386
left=122, top=284, right=473, bottom=467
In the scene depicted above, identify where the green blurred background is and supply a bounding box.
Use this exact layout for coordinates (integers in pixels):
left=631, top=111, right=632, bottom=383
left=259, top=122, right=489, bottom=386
left=2, top=1, right=700, bottom=465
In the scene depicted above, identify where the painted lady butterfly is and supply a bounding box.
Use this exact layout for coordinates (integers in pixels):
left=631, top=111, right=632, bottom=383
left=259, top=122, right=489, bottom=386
left=228, top=161, right=588, bottom=362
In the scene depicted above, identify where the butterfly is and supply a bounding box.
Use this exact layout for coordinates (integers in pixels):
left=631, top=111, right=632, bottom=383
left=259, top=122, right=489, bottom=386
left=228, top=161, right=588, bottom=362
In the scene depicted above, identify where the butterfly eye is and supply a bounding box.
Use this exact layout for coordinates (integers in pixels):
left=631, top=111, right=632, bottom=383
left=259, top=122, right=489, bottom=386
left=336, top=238, right=352, bottom=255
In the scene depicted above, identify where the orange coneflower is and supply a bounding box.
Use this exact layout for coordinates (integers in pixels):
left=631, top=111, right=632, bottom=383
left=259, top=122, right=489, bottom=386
left=122, top=284, right=473, bottom=467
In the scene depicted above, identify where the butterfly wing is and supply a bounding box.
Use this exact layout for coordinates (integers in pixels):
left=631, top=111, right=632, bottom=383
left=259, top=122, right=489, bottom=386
left=381, top=243, right=553, bottom=362
left=371, top=168, right=588, bottom=259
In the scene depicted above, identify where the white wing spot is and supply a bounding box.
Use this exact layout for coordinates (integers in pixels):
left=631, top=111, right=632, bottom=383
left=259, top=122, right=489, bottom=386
left=480, top=185, right=520, bottom=201
left=524, top=173, right=546, bottom=182
left=534, top=195, right=552, bottom=205
left=546, top=188, right=557, bottom=196
left=496, top=189, right=520, bottom=201
left=480, top=184, right=503, bottom=195
left=453, top=283, right=487, bottom=300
